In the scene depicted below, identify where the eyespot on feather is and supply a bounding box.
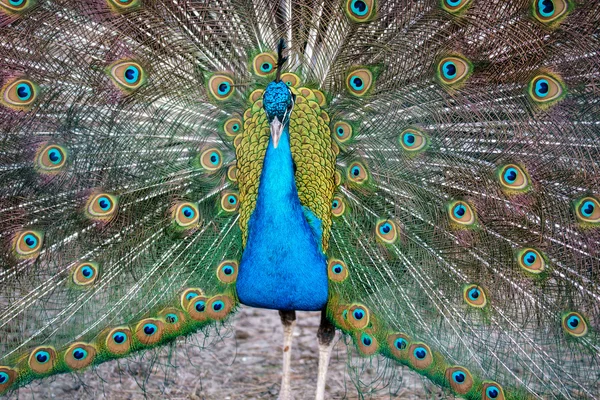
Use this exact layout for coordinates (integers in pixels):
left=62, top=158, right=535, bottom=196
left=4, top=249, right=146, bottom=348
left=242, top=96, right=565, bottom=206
left=224, top=117, right=243, bottom=137
left=345, top=68, right=373, bottom=97
left=347, top=161, right=369, bottom=184
left=0, top=366, right=16, bottom=392
left=28, top=346, right=56, bottom=374
left=180, top=288, right=204, bottom=310
left=86, top=193, right=118, bottom=221
left=64, top=342, right=96, bottom=370
left=408, top=342, right=433, bottom=370
left=280, top=73, right=300, bottom=88
left=345, top=0, right=376, bottom=22
left=172, top=202, right=200, bottom=228
left=387, top=333, right=411, bottom=361
left=498, top=164, right=529, bottom=191
left=528, top=73, right=564, bottom=105
left=399, top=128, right=427, bottom=153
left=463, top=284, right=487, bottom=308
left=562, top=312, right=588, bottom=337
left=445, top=366, right=474, bottom=395
left=36, top=144, right=67, bottom=173
left=440, top=0, right=473, bottom=14
left=331, top=196, right=346, bottom=217
left=13, top=230, right=43, bottom=258
left=105, top=327, right=132, bottom=355
left=252, top=53, right=277, bottom=77
left=220, top=191, right=239, bottom=213
left=448, top=200, right=476, bottom=226
left=158, top=307, right=186, bottom=332
left=355, top=330, right=378, bottom=356
left=217, top=260, right=238, bottom=284
left=333, top=305, right=352, bottom=331
left=328, top=259, right=348, bottom=282
left=72, top=262, right=100, bottom=287
left=517, top=248, right=546, bottom=274
left=1, top=78, right=38, bottom=110
left=199, top=148, right=223, bottom=171
left=134, top=319, right=164, bottom=345
left=206, top=295, right=234, bottom=320
left=106, top=0, right=140, bottom=13
left=574, top=196, right=600, bottom=224
left=332, top=121, right=353, bottom=143
left=108, top=60, right=145, bottom=91
left=347, top=304, right=370, bottom=330
left=482, top=381, right=506, bottom=400
left=437, top=56, right=471, bottom=86
left=208, top=74, right=235, bottom=101
left=375, top=220, right=399, bottom=244
left=533, top=0, right=570, bottom=26
left=187, top=295, right=209, bottom=322
left=0, top=0, right=36, bottom=14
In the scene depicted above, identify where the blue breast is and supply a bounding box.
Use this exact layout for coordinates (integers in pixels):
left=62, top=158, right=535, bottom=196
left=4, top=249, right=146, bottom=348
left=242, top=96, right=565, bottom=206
left=237, top=127, right=328, bottom=311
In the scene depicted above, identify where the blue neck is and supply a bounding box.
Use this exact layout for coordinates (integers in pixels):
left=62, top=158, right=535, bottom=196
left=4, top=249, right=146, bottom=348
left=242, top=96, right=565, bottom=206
left=237, top=124, right=329, bottom=311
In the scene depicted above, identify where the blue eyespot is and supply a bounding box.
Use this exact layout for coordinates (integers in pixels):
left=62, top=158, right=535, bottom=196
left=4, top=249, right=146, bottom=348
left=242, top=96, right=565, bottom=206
left=0, top=372, right=9, bottom=384
left=227, top=195, right=237, bottom=205
left=98, top=196, right=111, bottom=211
left=538, top=0, right=555, bottom=17
left=332, top=200, right=339, bottom=209
left=143, top=323, right=157, bottom=336
left=453, top=204, right=466, bottom=219
left=165, top=313, right=178, bottom=324
left=413, top=347, right=427, bottom=360
left=48, top=149, right=62, bottom=164
left=351, top=0, right=368, bottom=16
left=349, top=76, right=364, bottom=91
left=452, top=371, right=466, bottom=384
left=112, top=332, right=127, bottom=344
left=16, top=83, right=32, bottom=101
left=72, top=348, right=88, bottom=360
left=486, top=386, right=500, bottom=399
left=212, top=300, right=224, bottom=312
left=442, top=61, right=457, bottom=79
left=194, top=300, right=206, bottom=312
left=81, top=266, right=94, bottom=279
left=403, top=133, right=416, bottom=146
left=351, top=166, right=361, bottom=176
left=182, top=206, right=195, bottom=219
left=379, top=222, right=392, bottom=235
left=581, top=201, right=595, bottom=217
left=332, top=263, right=343, bottom=274
left=535, top=79, right=549, bottom=98
left=186, top=292, right=198, bottom=301
left=523, top=251, right=537, bottom=266
left=361, top=333, right=372, bottom=347
left=567, top=315, right=580, bottom=330
left=209, top=151, right=220, bottom=165
left=503, top=167, right=518, bottom=183
left=23, top=234, right=38, bottom=248
left=232, top=123, right=240, bottom=132
left=337, top=127, right=345, bottom=136
left=9, top=0, right=26, bottom=7
left=468, top=288, right=480, bottom=301
left=222, top=265, right=234, bottom=275
left=353, top=309, right=364, bottom=320
left=124, top=66, right=139, bottom=84
left=260, top=62, right=273, bottom=73
left=35, top=350, right=50, bottom=364
left=217, top=82, right=231, bottom=96
left=446, top=0, right=462, bottom=6
left=394, top=337, right=407, bottom=350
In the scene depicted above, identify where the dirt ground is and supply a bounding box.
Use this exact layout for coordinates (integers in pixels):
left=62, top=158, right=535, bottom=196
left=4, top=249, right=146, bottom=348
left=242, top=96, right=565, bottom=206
left=9, top=307, right=448, bottom=399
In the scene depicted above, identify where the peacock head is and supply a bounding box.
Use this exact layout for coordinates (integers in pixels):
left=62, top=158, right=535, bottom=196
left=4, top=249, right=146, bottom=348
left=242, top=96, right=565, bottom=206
left=263, top=38, right=295, bottom=149
left=263, top=81, right=295, bottom=149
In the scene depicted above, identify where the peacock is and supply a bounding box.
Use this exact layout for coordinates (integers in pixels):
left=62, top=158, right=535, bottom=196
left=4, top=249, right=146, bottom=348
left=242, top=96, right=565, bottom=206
left=1, top=0, right=599, bottom=398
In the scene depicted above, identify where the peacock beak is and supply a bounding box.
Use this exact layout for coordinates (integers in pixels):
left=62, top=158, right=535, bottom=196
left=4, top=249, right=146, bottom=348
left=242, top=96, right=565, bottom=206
left=270, top=116, right=284, bottom=149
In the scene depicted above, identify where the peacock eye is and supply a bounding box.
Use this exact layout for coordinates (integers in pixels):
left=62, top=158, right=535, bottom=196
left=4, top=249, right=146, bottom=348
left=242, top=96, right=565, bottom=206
left=208, top=74, right=235, bottom=101
left=143, top=323, right=157, bottom=335
left=195, top=300, right=206, bottom=312
left=441, top=0, right=473, bottom=13
left=35, top=350, right=50, bottom=363
left=347, top=161, right=368, bottom=184
left=0, top=371, right=9, bottom=384
left=395, top=337, right=407, bottom=350
left=528, top=73, right=563, bottom=105
left=414, top=347, right=427, bottom=359
left=448, top=200, right=476, bottom=226
left=345, top=0, right=375, bottom=22
left=72, top=347, right=88, bottom=360
left=345, top=69, right=373, bottom=96
left=533, top=0, right=570, bottom=25
left=327, top=259, right=348, bottom=282
left=517, top=248, right=546, bottom=274
left=220, top=192, right=240, bottom=213
left=173, top=202, right=200, bottom=228
left=186, top=293, right=197, bottom=301
left=562, top=312, right=588, bottom=337
left=15, top=230, right=43, bottom=258
left=486, top=386, right=500, bottom=399
left=468, top=288, right=480, bottom=301
left=446, top=366, right=474, bottom=394
left=1, top=78, right=38, bottom=110
left=463, top=284, right=487, bottom=308
left=437, top=56, right=471, bottom=86
left=332, top=121, right=353, bottom=143
left=199, top=148, right=223, bottom=171
left=574, top=196, right=600, bottom=224
left=482, top=382, right=505, bottom=399
left=217, top=260, right=238, bottom=283
left=108, top=61, right=145, bottom=91
left=400, top=129, right=426, bottom=152
left=86, top=193, right=118, bottom=220
left=280, top=73, right=300, bottom=88
left=72, top=262, right=100, bottom=287
left=212, top=300, right=225, bottom=312
left=112, top=332, right=127, bottom=344
left=360, top=332, right=372, bottom=346
left=36, top=144, right=67, bottom=172
left=224, top=117, right=243, bottom=137
left=452, top=371, right=465, bottom=383
left=165, top=313, right=178, bottom=324
left=252, top=53, right=277, bottom=77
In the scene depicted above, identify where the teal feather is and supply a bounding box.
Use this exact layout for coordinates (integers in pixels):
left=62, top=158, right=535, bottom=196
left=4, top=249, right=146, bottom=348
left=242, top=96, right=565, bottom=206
left=1, top=0, right=600, bottom=398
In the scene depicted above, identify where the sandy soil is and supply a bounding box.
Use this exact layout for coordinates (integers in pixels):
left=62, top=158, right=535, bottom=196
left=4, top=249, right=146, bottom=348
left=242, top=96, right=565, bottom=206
left=8, top=307, right=448, bottom=399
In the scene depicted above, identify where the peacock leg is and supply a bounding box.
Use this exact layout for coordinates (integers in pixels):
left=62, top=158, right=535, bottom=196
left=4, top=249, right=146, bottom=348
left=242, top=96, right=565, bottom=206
left=278, top=310, right=297, bottom=400
left=315, top=309, right=335, bottom=400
